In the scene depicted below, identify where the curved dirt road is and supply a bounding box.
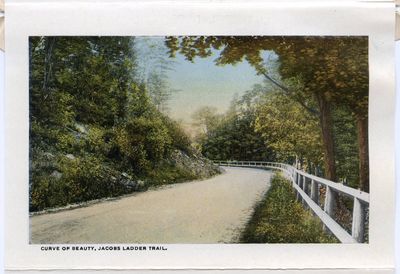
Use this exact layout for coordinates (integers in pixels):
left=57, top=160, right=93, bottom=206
left=30, top=167, right=272, bottom=244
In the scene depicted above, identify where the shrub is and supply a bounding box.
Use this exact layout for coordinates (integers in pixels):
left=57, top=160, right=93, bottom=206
left=161, top=115, right=192, bottom=154
left=84, top=125, right=111, bottom=156
left=146, top=163, right=197, bottom=187
left=112, top=116, right=172, bottom=173
left=29, top=154, right=133, bottom=211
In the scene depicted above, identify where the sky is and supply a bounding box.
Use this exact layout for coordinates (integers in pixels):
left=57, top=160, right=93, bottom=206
left=135, top=37, right=265, bottom=123
left=167, top=51, right=264, bottom=122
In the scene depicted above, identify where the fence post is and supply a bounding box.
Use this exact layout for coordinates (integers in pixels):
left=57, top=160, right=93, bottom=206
left=296, top=174, right=302, bottom=201
left=324, top=186, right=336, bottom=217
left=310, top=179, right=319, bottom=203
left=302, top=176, right=307, bottom=194
left=298, top=174, right=303, bottom=189
left=352, top=198, right=366, bottom=243
left=301, top=176, right=308, bottom=206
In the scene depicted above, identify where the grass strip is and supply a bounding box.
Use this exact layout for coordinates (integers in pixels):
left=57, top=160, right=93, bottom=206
left=240, top=173, right=338, bottom=243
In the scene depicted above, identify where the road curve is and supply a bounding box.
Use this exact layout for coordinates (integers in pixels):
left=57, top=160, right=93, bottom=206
left=30, top=167, right=273, bottom=244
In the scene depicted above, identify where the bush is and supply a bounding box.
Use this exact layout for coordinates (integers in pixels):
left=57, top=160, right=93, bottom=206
left=30, top=175, right=69, bottom=212
left=84, top=125, right=112, bottom=156
left=161, top=115, right=192, bottom=154
left=112, top=116, right=172, bottom=173
left=29, top=154, right=133, bottom=211
left=146, top=163, right=197, bottom=187
left=29, top=37, right=219, bottom=213
left=240, top=173, right=338, bottom=243
left=29, top=116, right=212, bottom=212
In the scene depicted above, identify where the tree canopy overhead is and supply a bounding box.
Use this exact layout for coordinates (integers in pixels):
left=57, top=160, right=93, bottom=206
left=165, top=36, right=369, bottom=191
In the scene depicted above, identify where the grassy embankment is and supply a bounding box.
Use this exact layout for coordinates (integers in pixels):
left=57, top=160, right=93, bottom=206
left=240, top=173, right=338, bottom=243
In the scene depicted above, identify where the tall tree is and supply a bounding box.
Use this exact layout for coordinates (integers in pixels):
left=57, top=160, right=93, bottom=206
left=29, top=36, right=200, bottom=211
left=191, top=106, right=221, bottom=136
left=30, top=36, right=137, bottom=128
left=199, top=91, right=275, bottom=162
left=255, top=92, right=323, bottom=165
left=135, top=37, right=176, bottom=112
left=165, top=36, right=369, bottom=190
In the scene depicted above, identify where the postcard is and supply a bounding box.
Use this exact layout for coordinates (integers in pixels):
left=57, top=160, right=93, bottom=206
left=4, top=0, right=396, bottom=273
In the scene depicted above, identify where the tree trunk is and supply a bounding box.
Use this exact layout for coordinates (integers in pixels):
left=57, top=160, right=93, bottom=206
left=43, top=37, right=56, bottom=95
left=315, top=93, right=337, bottom=181
left=356, top=114, right=369, bottom=192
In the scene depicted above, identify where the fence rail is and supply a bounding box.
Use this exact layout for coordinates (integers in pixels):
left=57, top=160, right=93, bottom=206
left=213, top=160, right=369, bottom=243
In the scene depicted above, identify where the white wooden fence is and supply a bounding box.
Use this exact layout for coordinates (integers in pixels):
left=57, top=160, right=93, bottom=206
left=213, top=160, right=369, bottom=243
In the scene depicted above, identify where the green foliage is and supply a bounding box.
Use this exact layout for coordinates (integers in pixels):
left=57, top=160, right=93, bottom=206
left=195, top=88, right=275, bottom=161
left=240, top=173, right=338, bottom=243
left=146, top=71, right=173, bottom=112
left=146, top=163, right=198, bottom=187
left=165, top=36, right=369, bottom=190
left=199, top=111, right=273, bottom=161
left=113, top=116, right=172, bottom=173
left=29, top=36, right=205, bottom=212
left=135, top=37, right=177, bottom=112
left=161, top=115, right=193, bottom=154
left=30, top=37, right=136, bottom=128
left=191, top=106, right=222, bottom=136
left=165, top=36, right=368, bottom=116
left=84, top=125, right=111, bottom=156
left=333, top=106, right=360, bottom=188
left=29, top=154, right=130, bottom=211
left=255, top=91, right=323, bottom=165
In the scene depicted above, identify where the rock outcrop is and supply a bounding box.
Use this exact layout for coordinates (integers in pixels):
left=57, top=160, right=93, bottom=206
left=168, top=149, right=222, bottom=179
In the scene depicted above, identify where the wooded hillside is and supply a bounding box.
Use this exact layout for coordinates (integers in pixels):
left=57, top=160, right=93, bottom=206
left=29, top=37, right=220, bottom=212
